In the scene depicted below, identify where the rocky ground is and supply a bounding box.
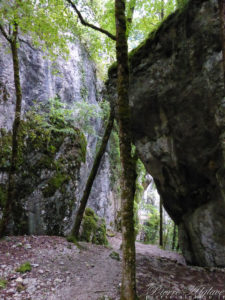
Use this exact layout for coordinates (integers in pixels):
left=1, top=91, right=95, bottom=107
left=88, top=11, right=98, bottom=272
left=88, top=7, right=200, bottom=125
left=0, top=234, right=225, bottom=300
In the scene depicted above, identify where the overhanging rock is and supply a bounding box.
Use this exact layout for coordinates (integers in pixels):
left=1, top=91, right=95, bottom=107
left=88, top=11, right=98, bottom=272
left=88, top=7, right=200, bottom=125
left=107, top=0, right=225, bottom=267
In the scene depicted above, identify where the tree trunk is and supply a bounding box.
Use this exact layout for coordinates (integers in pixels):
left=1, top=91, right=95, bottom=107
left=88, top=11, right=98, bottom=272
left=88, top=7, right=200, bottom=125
left=219, top=0, right=225, bottom=87
left=115, top=1, right=137, bottom=299
left=0, top=24, right=22, bottom=237
left=159, top=197, right=163, bottom=247
left=172, top=223, right=176, bottom=250
left=71, top=106, right=115, bottom=239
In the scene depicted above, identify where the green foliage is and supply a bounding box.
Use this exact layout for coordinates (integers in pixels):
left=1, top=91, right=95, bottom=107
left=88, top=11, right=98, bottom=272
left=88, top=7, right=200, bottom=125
left=163, top=220, right=178, bottom=250
left=24, top=97, right=87, bottom=164
left=16, top=262, right=32, bottom=273
left=141, top=204, right=160, bottom=244
left=28, top=97, right=77, bottom=135
left=80, top=207, right=108, bottom=245
left=72, top=100, right=100, bottom=136
left=71, top=0, right=178, bottom=79
left=0, top=0, right=72, bottom=59
left=0, top=278, right=7, bottom=289
left=69, top=0, right=116, bottom=79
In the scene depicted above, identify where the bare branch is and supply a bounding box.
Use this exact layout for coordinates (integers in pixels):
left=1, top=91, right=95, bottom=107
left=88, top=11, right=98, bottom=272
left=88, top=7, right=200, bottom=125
left=66, top=0, right=116, bottom=41
left=0, top=24, right=11, bottom=43
left=18, top=38, right=40, bottom=51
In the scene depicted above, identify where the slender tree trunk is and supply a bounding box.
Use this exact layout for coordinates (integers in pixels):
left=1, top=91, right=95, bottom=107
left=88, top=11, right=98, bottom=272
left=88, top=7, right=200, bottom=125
left=159, top=197, right=163, bottom=247
left=71, top=106, right=115, bottom=239
left=115, top=1, right=137, bottom=299
left=219, top=0, right=225, bottom=87
left=172, top=223, right=176, bottom=250
left=0, top=24, right=22, bottom=237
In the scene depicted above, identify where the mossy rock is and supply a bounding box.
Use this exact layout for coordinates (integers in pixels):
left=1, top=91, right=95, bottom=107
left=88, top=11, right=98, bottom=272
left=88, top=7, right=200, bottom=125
left=80, top=207, right=108, bottom=245
left=0, top=106, right=87, bottom=235
left=42, top=173, right=69, bottom=198
left=109, top=251, right=120, bottom=261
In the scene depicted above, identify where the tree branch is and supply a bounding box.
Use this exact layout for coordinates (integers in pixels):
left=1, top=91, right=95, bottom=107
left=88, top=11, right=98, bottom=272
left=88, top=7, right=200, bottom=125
left=66, top=0, right=116, bottom=41
left=0, top=24, right=11, bottom=43
left=18, top=38, right=39, bottom=51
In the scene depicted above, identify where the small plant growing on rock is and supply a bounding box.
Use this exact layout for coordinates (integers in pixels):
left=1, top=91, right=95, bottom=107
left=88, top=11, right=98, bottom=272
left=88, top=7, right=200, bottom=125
left=16, top=262, right=32, bottom=273
left=0, top=278, right=7, bottom=289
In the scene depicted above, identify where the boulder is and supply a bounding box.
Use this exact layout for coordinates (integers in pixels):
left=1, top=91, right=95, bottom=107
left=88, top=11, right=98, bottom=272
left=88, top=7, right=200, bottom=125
left=108, top=0, right=225, bottom=267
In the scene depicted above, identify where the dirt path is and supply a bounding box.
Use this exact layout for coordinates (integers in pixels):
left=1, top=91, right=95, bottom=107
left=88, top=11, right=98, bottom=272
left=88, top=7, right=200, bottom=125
left=0, top=235, right=225, bottom=299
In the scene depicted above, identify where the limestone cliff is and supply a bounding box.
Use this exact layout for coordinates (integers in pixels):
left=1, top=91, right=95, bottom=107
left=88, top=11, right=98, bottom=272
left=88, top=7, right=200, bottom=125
left=108, top=0, right=225, bottom=267
left=0, top=37, right=116, bottom=235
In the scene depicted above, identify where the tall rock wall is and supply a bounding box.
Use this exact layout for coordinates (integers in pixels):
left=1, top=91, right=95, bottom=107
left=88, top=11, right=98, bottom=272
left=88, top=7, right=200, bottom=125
left=108, top=0, right=225, bottom=267
left=0, top=37, right=116, bottom=235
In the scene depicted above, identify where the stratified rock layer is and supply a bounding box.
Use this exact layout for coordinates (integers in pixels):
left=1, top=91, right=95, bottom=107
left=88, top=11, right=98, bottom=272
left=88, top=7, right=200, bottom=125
left=108, top=0, right=225, bottom=267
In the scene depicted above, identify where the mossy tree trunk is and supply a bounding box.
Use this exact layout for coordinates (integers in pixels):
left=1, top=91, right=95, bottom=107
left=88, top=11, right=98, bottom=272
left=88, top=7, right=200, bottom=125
left=0, top=23, right=23, bottom=237
left=159, top=197, right=163, bottom=247
left=219, top=0, right=225, bottom=87
left=71, top=106, right=115, bottom=239
left=115, top=1, right=137, bottom=299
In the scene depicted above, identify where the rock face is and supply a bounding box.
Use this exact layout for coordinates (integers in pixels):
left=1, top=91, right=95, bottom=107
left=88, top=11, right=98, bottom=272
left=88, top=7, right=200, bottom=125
left=0, top=37, right=115, bottom=234
left=108, top=0, right=225, bottom=267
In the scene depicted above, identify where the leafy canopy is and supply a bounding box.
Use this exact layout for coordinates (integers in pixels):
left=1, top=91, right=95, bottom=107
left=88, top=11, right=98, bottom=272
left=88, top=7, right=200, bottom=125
left=68, top=0, right=180, bottom=78
left=0, top=0, right=75, bottom=59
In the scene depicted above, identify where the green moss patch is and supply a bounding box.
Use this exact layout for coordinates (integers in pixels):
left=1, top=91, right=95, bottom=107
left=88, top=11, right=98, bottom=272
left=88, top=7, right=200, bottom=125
left=80, top=207, right=108, bottom=246
left=42, top=173, right=69, bottom=198
left=16, top=262, right=32, bottom=273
